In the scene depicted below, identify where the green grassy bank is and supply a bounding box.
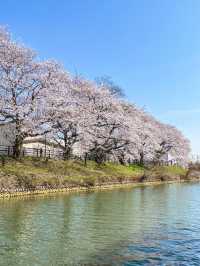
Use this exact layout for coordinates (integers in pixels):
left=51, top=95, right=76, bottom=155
left=0, top=157, right=189, bottom=195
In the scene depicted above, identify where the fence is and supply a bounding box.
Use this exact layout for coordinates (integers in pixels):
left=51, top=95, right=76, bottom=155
left=0, top=145, right=178, bottom=166
left=0, top=145, right=65, bottom=159
left=128, top=158, right=178, bottom=167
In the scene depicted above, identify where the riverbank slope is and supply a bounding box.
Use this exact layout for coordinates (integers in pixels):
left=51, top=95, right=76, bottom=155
left=0, top=157, right=195, bottom=198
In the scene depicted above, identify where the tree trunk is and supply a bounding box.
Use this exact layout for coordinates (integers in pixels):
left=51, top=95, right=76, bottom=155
left=93, top=149, right=106, bottom=165
left=13, top=135, right=23, bottom=158
left=139, top=152, right=144, bottom=166
left=118, top=152, right=125, bottom=165
left=13, top=116, right=23, bottom=158
left=63, top=147, right=71, bottom=160
left=84, top=153, right=88, bottom=166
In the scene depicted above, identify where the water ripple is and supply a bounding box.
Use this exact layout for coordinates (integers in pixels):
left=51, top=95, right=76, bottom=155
left=0, top=183, right=200, bottom=265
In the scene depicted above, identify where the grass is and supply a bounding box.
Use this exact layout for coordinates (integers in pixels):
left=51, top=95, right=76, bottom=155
left=148, top=165, right=187, bottom=176
left=0, top=157, right=187, bottom=191
left=143, top=165, right=187, bottom=182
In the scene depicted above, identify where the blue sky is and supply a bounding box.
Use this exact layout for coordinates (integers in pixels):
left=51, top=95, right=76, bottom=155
left=1, top=0, right=200, bottom=155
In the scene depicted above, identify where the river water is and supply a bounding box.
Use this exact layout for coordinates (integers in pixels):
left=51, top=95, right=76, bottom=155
left=0, top=183, right=200, bottom=265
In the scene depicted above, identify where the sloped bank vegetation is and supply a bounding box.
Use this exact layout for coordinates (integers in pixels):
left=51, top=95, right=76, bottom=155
left=0, top=157, right=196, bottom=197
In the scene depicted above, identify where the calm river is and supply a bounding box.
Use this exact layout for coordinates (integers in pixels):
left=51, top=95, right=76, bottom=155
left=0, top=183, right=200, bottom=265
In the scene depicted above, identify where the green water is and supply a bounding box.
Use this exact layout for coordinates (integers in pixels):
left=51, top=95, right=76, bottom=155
left=0, top=183, right=200, bottom=265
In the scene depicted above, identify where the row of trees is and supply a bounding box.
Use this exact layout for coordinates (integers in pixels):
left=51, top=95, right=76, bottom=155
left=0, top=27, right=190, bottom=164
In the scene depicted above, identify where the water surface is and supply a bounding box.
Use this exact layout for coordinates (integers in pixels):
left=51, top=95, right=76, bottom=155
left=0, top=183, right=200, bottom=265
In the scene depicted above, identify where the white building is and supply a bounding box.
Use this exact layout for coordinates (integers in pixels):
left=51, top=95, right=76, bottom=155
left=0, top=123, right=62, bottom=157
left=159, top=153, right=177, bottom=165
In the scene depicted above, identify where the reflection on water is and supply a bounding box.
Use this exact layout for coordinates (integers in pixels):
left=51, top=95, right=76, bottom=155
left=0, top=183, right=200, bottom=265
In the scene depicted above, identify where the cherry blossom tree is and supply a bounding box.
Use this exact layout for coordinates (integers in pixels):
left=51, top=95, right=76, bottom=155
left=73, top=78, right=129, bottom=164
left=155, top=123, right=191, bottom=165
left=121, top=106, right=160, bottom=165
left=40, top=70, right=85, bottom=160
left=0, top=27, right=57, bottom=157
left=110, top=102, right=141, bottom=164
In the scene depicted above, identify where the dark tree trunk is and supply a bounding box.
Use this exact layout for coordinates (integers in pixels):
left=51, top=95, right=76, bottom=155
left=13, top=135, right=23, bottom=158
left=13, top=117, right=23, bottom=158
left=118, top=152, right=125, bottom=165
left=84, top=153, right=88, bottom=166
left=93, top=149, right=106, bottom=165
left=139, top=152, right=144, bottom=166
left=63, top=133, right=71, bottom=160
